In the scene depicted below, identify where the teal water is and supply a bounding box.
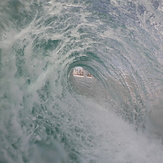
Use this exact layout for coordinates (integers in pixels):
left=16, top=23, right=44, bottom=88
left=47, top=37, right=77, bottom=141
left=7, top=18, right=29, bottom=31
left=0, top=0, right=163, bottom=162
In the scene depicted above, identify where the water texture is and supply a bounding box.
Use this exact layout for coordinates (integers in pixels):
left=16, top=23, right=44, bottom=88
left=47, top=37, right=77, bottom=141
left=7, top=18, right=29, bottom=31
left=0, top=0, right=163, bottom=162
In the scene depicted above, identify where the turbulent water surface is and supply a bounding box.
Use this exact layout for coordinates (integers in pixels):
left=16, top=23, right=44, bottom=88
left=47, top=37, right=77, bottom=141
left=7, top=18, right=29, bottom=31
left=1, top=0, right=163, bottom=162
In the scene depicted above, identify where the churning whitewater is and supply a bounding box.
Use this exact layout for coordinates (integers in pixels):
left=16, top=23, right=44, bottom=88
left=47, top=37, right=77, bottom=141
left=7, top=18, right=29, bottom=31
left=0, top=0, right=163, bottom=162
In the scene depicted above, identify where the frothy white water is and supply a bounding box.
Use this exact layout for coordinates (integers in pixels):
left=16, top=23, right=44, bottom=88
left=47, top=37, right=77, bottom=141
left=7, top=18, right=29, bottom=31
left=71, top=76, right=163, bottom=163
left=86, top=101, right=163, bottom=163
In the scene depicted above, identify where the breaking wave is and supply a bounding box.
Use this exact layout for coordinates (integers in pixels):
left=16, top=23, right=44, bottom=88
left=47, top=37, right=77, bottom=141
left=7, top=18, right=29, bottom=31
left=0, top=0, right=163, bottom=162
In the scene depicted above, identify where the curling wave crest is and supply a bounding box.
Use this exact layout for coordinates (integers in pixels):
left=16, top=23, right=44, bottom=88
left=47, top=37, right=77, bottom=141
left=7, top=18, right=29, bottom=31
left=0, top=0, right=163, bottom=162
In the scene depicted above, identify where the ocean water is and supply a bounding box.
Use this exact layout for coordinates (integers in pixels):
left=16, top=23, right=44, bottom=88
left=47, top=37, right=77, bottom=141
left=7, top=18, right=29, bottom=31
left=0, top=0, right=163, bottom=162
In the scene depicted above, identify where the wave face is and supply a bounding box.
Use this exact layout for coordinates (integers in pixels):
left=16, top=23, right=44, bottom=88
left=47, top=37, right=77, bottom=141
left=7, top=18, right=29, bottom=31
left=0, top=0, right=163, bottom=162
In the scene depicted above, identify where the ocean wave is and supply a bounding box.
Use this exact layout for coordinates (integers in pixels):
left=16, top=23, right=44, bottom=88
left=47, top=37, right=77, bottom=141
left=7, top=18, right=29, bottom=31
left=0, top=0, right=163, bottom=162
